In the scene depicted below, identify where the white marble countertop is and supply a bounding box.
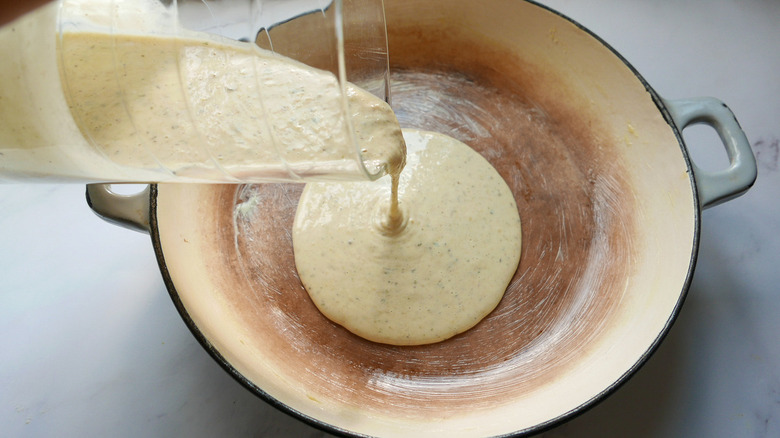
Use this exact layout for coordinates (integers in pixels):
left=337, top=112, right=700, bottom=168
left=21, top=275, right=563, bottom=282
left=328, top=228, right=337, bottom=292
left=1, top=1, right=778, bottom=437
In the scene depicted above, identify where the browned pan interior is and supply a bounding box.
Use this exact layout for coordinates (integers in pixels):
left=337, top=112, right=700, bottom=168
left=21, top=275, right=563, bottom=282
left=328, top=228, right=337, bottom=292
left=208, top=26, right=636, bottom=417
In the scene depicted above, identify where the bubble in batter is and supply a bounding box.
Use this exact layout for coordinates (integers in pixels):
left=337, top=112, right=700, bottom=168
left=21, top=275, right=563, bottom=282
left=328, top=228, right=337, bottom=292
left=293, top=129, right=522, bottom=345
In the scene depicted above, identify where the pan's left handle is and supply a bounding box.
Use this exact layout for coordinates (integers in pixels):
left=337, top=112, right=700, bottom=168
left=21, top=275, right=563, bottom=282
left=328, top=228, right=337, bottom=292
left=663, top=97, right=757, bottom=209
left=86, top=184, right=151, bottom=233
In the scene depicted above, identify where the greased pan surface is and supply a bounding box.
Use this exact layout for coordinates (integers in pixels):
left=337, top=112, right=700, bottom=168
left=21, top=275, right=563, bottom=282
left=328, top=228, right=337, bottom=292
left=151, top=0, right=698, bottom=436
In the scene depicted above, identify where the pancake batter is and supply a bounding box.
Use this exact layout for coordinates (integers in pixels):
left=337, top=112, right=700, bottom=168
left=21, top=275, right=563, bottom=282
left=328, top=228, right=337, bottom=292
left=293, top=129, right=522, bottom=345
left=57, top=31, right=404, bottom=180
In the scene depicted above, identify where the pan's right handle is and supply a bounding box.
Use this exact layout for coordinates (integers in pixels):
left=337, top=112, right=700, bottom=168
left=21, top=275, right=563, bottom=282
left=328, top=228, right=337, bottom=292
left=663, top=97, right=757, bottom=209
left=86, top=184, right=151, bottom=234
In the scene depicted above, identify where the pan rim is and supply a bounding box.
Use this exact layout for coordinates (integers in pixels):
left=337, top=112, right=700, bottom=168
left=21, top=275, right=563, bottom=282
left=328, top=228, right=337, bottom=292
left=147, top=0, right=701, bottom=436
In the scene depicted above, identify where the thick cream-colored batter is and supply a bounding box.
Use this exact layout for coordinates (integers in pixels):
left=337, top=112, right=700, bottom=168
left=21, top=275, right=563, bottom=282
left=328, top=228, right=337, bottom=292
left=293, top=130, right=522, bottom=345
left=57, top=32, right=404, bottom=180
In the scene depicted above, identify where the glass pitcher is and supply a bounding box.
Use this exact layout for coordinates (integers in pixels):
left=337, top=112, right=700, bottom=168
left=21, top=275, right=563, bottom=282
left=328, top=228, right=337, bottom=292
left=0, top=0, right=393, bottom=183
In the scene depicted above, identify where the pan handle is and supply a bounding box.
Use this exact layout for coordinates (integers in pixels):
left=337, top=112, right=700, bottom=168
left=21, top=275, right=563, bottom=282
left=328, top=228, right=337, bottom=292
left=663, top=97, right=757, bottom=209
left=86, top=183, right=151, bottom=233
